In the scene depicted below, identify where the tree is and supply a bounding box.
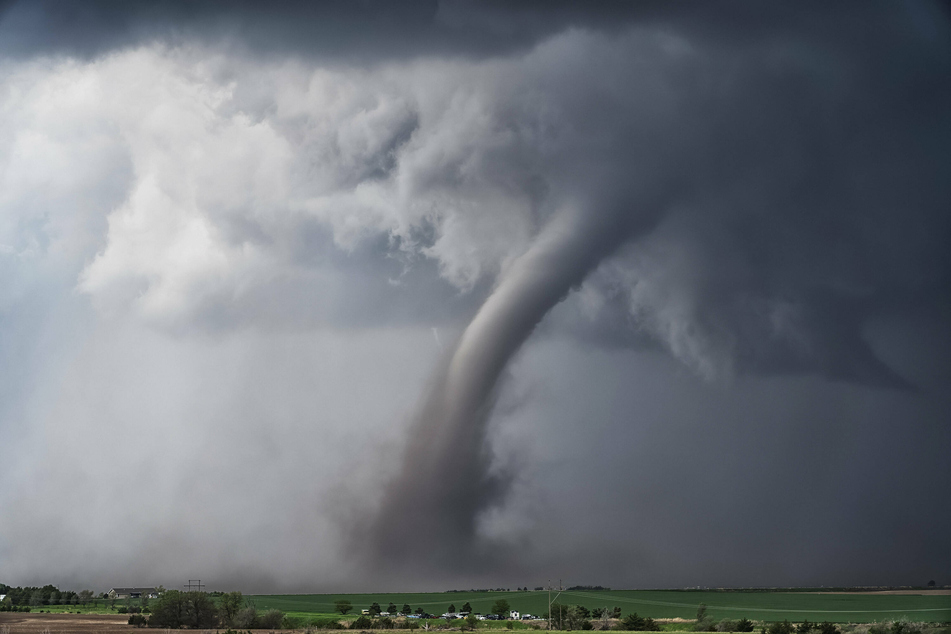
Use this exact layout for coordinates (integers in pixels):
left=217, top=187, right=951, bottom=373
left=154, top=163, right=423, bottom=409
left=149, top=590, right=189, bottom=628
left=149, top=590, right=218, bottom=629
left=416, top=607, right=425, bottom=615
left=462, top=602, right=472, bottom=614
left=335, top=599, right=353, bottom=615
left=623, top=613, right=646, bottom=631
left=491, top=599, right=510, bottom=619
left=549, top=603, right=569, bottom=629
left=448, top=604, right=457, bottom=614
left=370, top=602, right=382, bottom=616
left=737, top=619, right=755, bottom=632
left=402, top=604, right=412, bottom=615
left=612, top=608, right=622, bottom=619
left=388, top=603, right=398, bottom=614
left=78, top=590, right=94, bottom=607
left=236, top=605, right=258, bottom=628
left=567, top=607, right=592, bottom=630
left=466, top=613, right=479, bottom=630
left=695, top=604, right=715, bottom=632
left=219, top=591, right=244, bottom=626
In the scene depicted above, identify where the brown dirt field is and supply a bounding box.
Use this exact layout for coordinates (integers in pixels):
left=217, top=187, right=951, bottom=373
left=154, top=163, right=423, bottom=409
left=0, top=613, right=133, bottom=633
left=0, top=614, right=295, bottom=634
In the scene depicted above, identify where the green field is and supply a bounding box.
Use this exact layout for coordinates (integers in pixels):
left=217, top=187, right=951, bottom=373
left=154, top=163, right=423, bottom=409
left=248, top=590, right=951, bottom=624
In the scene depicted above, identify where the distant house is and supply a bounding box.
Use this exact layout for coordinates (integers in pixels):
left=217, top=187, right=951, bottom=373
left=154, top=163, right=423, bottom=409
left=107, top=588, right=160, bottom=600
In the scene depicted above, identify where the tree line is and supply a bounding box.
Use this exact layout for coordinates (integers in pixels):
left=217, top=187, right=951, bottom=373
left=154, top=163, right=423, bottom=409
left=130, top=590, right=284, bottom=629
left=0, top=583, right=97, bottom=611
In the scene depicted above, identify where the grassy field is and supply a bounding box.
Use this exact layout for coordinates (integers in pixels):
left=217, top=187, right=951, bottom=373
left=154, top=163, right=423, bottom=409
left=247, top=589, right=951, bottom=624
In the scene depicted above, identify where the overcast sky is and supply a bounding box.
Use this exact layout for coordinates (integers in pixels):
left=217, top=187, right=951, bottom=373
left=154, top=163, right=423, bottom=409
left=0, top=1, right=949, bottom=594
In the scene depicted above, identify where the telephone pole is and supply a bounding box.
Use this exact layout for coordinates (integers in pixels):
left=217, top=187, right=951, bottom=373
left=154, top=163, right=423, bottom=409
left=548, top=579, right=563, bottom=631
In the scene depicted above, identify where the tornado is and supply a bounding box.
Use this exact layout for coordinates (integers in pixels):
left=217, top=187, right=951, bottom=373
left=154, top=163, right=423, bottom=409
left=368, top=187, right=668, bottom=566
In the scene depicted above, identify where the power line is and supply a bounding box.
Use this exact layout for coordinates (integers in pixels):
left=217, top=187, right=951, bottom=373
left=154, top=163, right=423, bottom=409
left=184, top=580, right=204, bottom=592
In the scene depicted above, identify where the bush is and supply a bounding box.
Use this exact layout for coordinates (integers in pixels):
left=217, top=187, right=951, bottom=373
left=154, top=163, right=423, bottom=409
left=767, top=622, right=795, bottom=634
left=128, top=614, right=148, bottom=627
left=351, top=615, right=374, bottom=629
left=118, top=607, right=128, bottom=614
left=718, top=620, right=739, bottom=632
left=258, top=609, right=284, bottom=629
left=890, top=622, right=922, bottom=634
left=737, top=620, right=754, bottom=632
left=818, top=624, right=838, bottom=634
left=235, top=607, right=257, bottom=628
left=624, top=614, right=647, bottom=631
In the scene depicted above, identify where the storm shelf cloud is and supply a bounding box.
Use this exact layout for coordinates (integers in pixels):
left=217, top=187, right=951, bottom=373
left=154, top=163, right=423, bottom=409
left=0, top=0, right=949, bottom=592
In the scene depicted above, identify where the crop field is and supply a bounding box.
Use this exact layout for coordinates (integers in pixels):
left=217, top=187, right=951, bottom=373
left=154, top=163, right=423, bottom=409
left=248, top=589, right=951, bottom=624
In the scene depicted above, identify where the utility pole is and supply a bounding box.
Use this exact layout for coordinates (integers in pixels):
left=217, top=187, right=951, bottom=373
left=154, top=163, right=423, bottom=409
left=548, top=580, right=563, bottom=631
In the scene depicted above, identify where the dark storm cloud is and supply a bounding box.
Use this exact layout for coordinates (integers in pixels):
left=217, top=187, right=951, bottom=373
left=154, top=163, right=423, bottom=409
left=10, top=1, right=943, bottom=63
left=0, top=0, right=649, bottom=60
left=355, top=0, right=951, bottom=574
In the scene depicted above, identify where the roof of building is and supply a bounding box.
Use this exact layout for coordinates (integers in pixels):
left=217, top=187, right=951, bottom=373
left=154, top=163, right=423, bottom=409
left=109, top=587, right=158, bottom=593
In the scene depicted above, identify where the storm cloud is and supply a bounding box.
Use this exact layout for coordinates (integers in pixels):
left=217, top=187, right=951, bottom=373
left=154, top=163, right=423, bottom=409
left=0, top=1, right=948, bottom=592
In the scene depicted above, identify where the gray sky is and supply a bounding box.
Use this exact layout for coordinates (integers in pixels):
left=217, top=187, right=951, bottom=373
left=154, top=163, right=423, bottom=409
left=0, top=1, right=949, bottom=593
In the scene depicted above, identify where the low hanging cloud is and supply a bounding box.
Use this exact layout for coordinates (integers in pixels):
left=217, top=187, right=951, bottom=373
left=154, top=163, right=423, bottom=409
left=0, top=1, right=948, bottom=591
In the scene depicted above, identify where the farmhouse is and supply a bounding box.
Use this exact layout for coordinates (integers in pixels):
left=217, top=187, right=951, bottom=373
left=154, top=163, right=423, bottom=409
left=107, top=588, right=160, bottom=600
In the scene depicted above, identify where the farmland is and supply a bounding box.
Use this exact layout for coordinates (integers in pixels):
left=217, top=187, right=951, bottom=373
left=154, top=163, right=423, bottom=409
left=248, top=589, right=951, bottom=624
